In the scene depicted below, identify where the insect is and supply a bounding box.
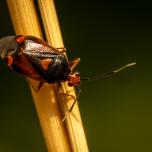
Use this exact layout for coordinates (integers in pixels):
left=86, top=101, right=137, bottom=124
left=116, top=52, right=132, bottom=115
left=0, top=35, right=136, bottom=112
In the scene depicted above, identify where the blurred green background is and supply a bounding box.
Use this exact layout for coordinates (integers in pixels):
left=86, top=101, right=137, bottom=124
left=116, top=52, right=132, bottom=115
left=0, top=0, right=152, bottom=152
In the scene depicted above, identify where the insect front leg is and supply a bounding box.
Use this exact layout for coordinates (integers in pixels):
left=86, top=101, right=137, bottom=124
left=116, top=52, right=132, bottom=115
left=69, top=58, right=80, bottom=70
left=57, top=82, right=78, bottom=112
left=57, top=82, right=75, bottom=100
left=69, top=87, right=81, bottom=112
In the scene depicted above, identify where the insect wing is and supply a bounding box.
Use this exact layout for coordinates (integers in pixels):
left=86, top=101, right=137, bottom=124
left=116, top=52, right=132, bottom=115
left=12, top=52, right=44, bottom=81
left=24, top=36, right=60, bottom=53
left=20, top=37, right=61, bottom=81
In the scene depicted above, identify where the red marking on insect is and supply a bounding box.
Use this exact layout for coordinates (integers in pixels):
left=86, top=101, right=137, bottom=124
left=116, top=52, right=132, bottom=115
left=5, top=55, right=13, bottom=66
left=16, top=35, right=26, bottom=44
left=40, top=58, right=53, bottom=70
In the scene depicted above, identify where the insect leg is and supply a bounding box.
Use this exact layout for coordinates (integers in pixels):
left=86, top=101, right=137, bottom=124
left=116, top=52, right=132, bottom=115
left=29, top=81, right=43, bottom=92
left=58, top=92, right=76, bottom=100
left=57, top=83, right=75, bottom=100
left=57, top=83, right=81, bottom=112
left=69, top=58, right=80, bottom=70
left=69, top=87, right=81, bottom=112
left=58, top=83, right=81, bottom=112
left=57, top=84, right=81, bottom=122
left=36, top=82, right=44, bottom=92
left=56, top=47, right=67, bottom=53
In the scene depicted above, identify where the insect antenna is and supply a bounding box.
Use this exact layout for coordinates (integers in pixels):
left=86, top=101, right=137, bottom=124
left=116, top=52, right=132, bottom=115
left=81, top=62, right=136, bottom=81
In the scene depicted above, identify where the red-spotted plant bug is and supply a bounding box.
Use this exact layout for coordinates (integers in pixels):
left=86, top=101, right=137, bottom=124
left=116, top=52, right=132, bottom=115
left=0, top=35, right=136, bottom=112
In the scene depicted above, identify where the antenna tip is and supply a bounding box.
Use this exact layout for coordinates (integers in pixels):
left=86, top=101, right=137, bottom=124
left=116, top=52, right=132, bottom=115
left=126, top=62, right=136, bottom=67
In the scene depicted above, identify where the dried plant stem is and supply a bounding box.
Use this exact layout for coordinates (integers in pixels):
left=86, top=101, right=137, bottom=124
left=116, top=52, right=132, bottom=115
left=7, top=0, right=71, bottom=151
left=38, top=0, right=89, bottom=151
left=7, top=0, right=88, bottom=151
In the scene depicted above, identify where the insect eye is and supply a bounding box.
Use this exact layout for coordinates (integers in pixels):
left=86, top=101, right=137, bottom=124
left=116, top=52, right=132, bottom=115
left=15, top=35, right=26, bottom=44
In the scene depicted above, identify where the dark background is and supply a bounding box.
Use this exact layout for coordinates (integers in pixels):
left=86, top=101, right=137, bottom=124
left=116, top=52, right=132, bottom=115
left=0, top=0, right=152, bottom=151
